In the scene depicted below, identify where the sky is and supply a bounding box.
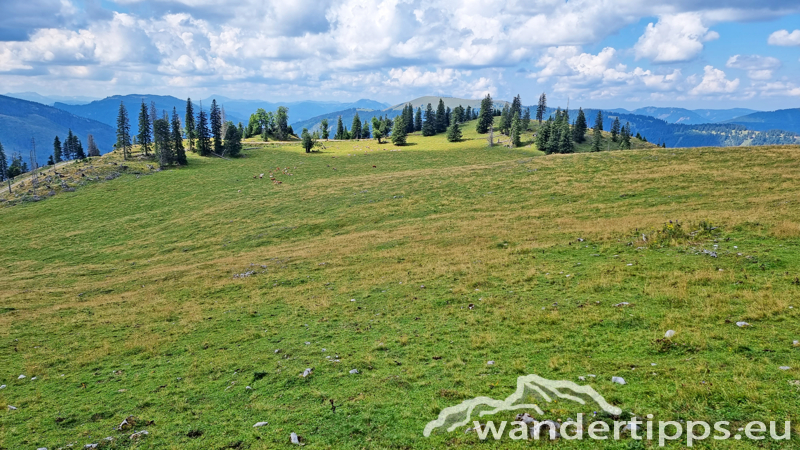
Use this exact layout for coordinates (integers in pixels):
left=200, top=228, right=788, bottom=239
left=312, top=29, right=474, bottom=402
left=1, top=0, right=800, bottom=110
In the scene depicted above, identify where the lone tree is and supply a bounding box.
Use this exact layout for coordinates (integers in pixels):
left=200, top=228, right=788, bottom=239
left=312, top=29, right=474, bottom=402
left=210, top=99, right=223, bottom=154
left=435, top=99, right=447, bottom=134
left=53, top=136, right=63, bottom=163
left=351, top=113, right=362, bottom=139
left=87, top=134, right=100, bottom=156
left=138, top=100, right=152, bottom=156
left=446, top=113, right=462, bottom=142
left=422, top=103, right=436, bottom=136
left=116, top=101, right=132, bottom=160
left=536, top=93, right=547, bottom=124
left=185, top=98, right=196, bottom=153
left=171, top=107, right=187, bottom=165
left=224, top=121, right=243, bottom=157
left=371, top=117, right=385, bottom=143
left=476, top=94, right=494, bottom=134
left=511, top=111, right=522, bottom=147
left=335, top=116, right=345, bottom=140
left=301, top=128, right=315, bottom=153
left=320, top=119, right=329, bottom=140
left=391, top=115, right=407, bottom=146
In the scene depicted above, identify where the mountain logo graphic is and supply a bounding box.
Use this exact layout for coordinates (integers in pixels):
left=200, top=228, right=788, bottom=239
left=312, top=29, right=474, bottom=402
left=423, top=374, right=622, bottom=437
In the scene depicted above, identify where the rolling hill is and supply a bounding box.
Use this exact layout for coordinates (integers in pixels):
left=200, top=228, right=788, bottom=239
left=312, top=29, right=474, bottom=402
left=4, top=92, right=98, bottom=106
left=208, top=96, right=389, bottom=124
left=0, top=95, right=116, bottom=167
left=723, top=108, right=800, bottom=134
left=388, top=96, right=508, bottom=111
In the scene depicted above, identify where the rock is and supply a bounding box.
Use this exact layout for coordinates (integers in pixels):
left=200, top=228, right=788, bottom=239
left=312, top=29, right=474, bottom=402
left=253, top=422, right=269, bottom=428
left=736, top=322, right=751, bottom=327
left=349, top=369, right=359, bottom=374
left=664, top=329, right=676, bottom=339
left=84, top=444, right=98, bottom=449
left=793, top=340, right=799, bottom=347
left=18, top=374, right=26, bottom=379
left=117, top=415, right=137, bottom=431
left=129, top=430, right=149, bottom=440
left=578, top=376, right=586, bottom=381
left=290, top=432, right=303, bottom=445
left=611, top=376, right=626, bottom=385
left=8, top=405, right=17, bottom=410
left=302, top=368, right=313, bottom=378
left=779, top=366, right=791, bottom=371
left=515, top=413, right=535, bottom=424
left=246, top=386, right=253, bottom=390
left=31, top=377, right=37, bottom=381
left=614, top=302, right=630, bottom=307
left=487, top=361, right=495, bottom=366
left=0, top=385, right=6, bottom=389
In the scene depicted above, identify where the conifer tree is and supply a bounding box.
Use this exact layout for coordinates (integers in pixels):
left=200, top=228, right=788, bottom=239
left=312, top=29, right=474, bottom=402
left=320, top=119, right=329, bottom=139
left=116, top=101, right=132, bottom=160
left=171, top=107, right=187, bottom=165
left=73, top=133, right=86, bottom=159
left=149, top=101, right=157, bottom=141
left=573, top=108, right=587, bottom=143
left=465, top=106, right=472, bottom=122
left=335, top=116, right=344, bottom=140
left=138, top=101, right=152, bottom=156
left=53, top=136, right=63, bottom=163
left=422, top=103, right=436, bottom=136
left=594, top=111, right=604, bottom=132
left=224, top=121, right=243, bottom=157
left=362, top=120, right=370, bottom=139
left=446, top=113, right=462, bottom=142
left=414, top=107, right=422, bottom=132
left=558, top=118, right=573, bottom=154
left=391, top=115, right=407, bottom=145
left=476, top=94, right=494, bottom=134
left=511, top=111, right=522, bottom=147
left=63, top=130, right=74, bottom=160
left=510, top=95, right=522, bottom=121
left=435, top=99, right=447, bottom=133
left=153, top=117, right=172, bottom=168
left=351, top=113, right=362, bottom=139
left=47, top=155, right=55, bottom=166
left=275, top=106, right=289, bottom=141
left=611, top=117, right=621, bottom=142
left=210, top=99, right=222, bottom=154
left=522, top=108, right=531, bottom=131
left=87, top=134, right=100, bottom=157
left=591, top=122, right=602, bottom=152
left=499, top=104, right=511, bottom=135
left=196, top=106, right=212, bottom=156
left=185, top=98, right=196, bottom=152
left=0, top=141, right=8, bottom=183
left=405, top=104, right=415, bottom=134
left=301, top=128, right=314, bottom=153
left=620, top=122, right=632, bottom=150
left=536, top=93, right=547, bottom=124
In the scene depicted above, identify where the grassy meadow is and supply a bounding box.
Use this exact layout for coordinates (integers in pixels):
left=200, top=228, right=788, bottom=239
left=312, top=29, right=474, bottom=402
left=1, top=120, right=799, bottom=449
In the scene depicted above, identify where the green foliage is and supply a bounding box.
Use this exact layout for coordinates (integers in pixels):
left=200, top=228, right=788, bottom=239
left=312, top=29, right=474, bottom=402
left=351, top=113, right=362, bottom=139
left=476, top=94, right=494, bottom=134
left=196, top=107, right=212, bottom=157
left=320, top=118, right=329, bottom=140
left=391, top=114, right=407, bottom=145
left=435, top=99, right=447, bottom=134
left=301, top=128, right=315, bottom=153
left=611, top=117, right=621, bottom=142
left=446, top=114, right=462, bottom=142
left=0, top=141, right=7, bottom=181
left=510, top=111, right=521, bottom=147
left=573, top=108, right=587, bottom=143
left=414, top=107, right=422, bottom=132
left=536, top=92, right=547, bottom=123
left=171, top=108, right=187, bottom=165
left=275, top=106, right=289, bottom=141
left=153, top=117, right=173, bottom=168
left=335, top=116, right=345, bottom=140
left=138, top=101, right=151, bottom=156
left=522, top=107, right=531, bottom=131
left=422, top=103, right=436, bottom=136
left=210, top=99, right=222, bottom=153
left=53, top=136, right=63, bottom=163
left=184, top=98, right=196, bottom=153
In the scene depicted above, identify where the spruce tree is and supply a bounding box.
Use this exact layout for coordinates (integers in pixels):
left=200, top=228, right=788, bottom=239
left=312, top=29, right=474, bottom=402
left=224, top=121, right=243, bottom=157
left=594, top=111, right=604, bottom=132
left=591, top=123, right=602, bottom=152
left=391, top=115, right=407, bottom=146
left=435, top=99, right=447, bottom=133
left=510, top=95, right=522, bottom=121
left=611, top=117, right=621, bottom=142
left=536, top=93, right=547, bottom=124
left=422, top=103, right=436, bottom=136
left=620, top=123, right=632, bottom=150
left=301, top=128, right=314, bottom=153
left=499, top=104, right=511, bottom=135
left=63, top=130, right=74, bottom=160
left=210, top=99, right=222, bottom=154
left=153, top=117, right=172, bottom=168
left=116, top=101, right=132, bottom=160
left=522, top=108, right=531, bottom=131
left=476, top=94, right=494, bottom=134
left=405, top=104, right=415, bottom=134
left=414, top=107, right=422, bottom=132
left=73, top=133, right=86, bottom=159
left=320, top=119, right=329, bottom=140
left=185, top=98, right=196, bottom=153
left=558, top=119, right=573, bottom=154
left=138, top=101, right=152, bottom=156
left=511, top=112, right=522, bottom=147
left=87, top=134, right=100, bottom=156
left=362, top=120, right=370, bottom=139
left=196, top=106, right=212, bottom=156
left=465, top=106, right=472, bottom=122
left=446, top=113, right=462, bottom=142
left=573, top=108, right=587, bottom=143
left=351, top=113, right=362, bottom=139
left=47, top=155, right=55, bottom=166
left=275, top=106, right=289, bottom=140
left=335, top=116, right=344, bottom=140
left=0, top=141, right=8, bottom=183
left=53, top=136, right=62, bottom=163
left=171, top=107, right=187, bottom=165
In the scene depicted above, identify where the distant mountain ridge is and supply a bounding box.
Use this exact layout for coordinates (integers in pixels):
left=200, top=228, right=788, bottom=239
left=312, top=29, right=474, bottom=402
left=4, top=92, right=99, bottom=106
left=723, top=108, right=800, bottom=134
left=0, top=95, right=116, bottom=167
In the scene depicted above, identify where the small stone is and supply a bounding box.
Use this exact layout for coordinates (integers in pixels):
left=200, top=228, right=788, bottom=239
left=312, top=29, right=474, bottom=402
left=664, top=329, right=676, bottom=339
left=31, top=377, right=37, bottom=381
left=84, top=444, right=98, bottom=449
left=349, top=369, right=359, bottom=374
left=253, top=422, right=269, bottom=428
left=0, top=385, right=6, bottom=389
left=129, top=430, right=149, bottom=440
left=302, top=368, right=312, bottom=377
left=651, top=363, right=657, bottom=366
left=779, top=366, right=791, bottom=371
left=793, top=340, right=799, bottom=347
left=18, top=375, right=26, bottom=380
left=614, top=302, right=630, bottom=307
left=8, top=405, right=17, bottom=410
left=246, top=386, right=253, bottom=390
left=305, top=342, right=310, bottom=345
left=736, top=322, right=751, bottom=327
left=611, top=376, right=626, bottom=385
left=487, top=361, right=495, bottom=366
left=578, top=376, right=586, bottom=381
left=290, top=432, right=303, bottom=445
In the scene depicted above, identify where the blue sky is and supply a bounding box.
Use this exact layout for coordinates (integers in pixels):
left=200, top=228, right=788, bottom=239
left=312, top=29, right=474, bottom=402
left=1, top=0, right=800, bottom=110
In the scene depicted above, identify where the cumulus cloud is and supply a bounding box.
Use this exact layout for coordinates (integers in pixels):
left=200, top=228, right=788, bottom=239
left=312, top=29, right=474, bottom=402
left=634, top=13, right=719, bottom=63
left=690, top=65, right=739, bottom=95
left=767, top=29, right=800, bottom=46
left=726, top=54, right=781, bottom=80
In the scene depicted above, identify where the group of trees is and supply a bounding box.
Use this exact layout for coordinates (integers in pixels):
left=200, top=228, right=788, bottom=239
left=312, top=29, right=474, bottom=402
left=245, top=107, right=292, bottom=141
left=537, top=108, right=575, bottom=154
left=49, top=130, right=87, bottom=165
left=0, top=141, right=30, bottom=182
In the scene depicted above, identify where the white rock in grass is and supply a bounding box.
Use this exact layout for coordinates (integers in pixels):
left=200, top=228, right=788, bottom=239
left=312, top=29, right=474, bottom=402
left=611, top=376, right=627, bottom=385
left=487, top=361, right=495, bottom=366
left=84, top=444, right=98, bottom=449
left=736, top=322, right=751, bottom=327
left=664, top=330, right=676, bottom=339
left=129, top=430, right=149, bottom=440
left=31, top=377, right=37, bottom=381
left=253, top=422, right=269, bottom=428
left=578, top=376, right=586, bottom=381
left=349, top=369, right=359, bottom=374
left=290, top=432, right=303, bottom=445
left=246, top=386, right=253, bottom=390
left=302, top=368, right=313, bottom=378
left=779, top=366, right=791, bottom=371
left=18, top=375, right=25, bottom=380
left=37, top=448, right=47, bottom=450
left=793, top=341, right=799, bottom=347
left=8, top=405, right=17, bottom=410
left=0, top=385, right=6, bottom=389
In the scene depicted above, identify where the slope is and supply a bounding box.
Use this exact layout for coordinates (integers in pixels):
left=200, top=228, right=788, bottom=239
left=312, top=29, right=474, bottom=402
left=388, top=96, right=509, bottom=111
left=0, top=94, right=116, bottom=167
left=723, top=108, right=800, bottom=133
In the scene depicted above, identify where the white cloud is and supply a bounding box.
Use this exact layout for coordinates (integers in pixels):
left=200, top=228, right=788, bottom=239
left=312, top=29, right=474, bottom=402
left=725, top=54, right=781, bottom=80
left=689, top=65, right=739, bottom=95
left=768, top=29, right=800, bottom=46
left=634, top=13, right=719, bottom=63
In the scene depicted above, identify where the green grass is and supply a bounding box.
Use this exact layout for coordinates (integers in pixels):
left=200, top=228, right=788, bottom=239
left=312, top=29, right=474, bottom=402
left=1, top=120, right=799, bottom=449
